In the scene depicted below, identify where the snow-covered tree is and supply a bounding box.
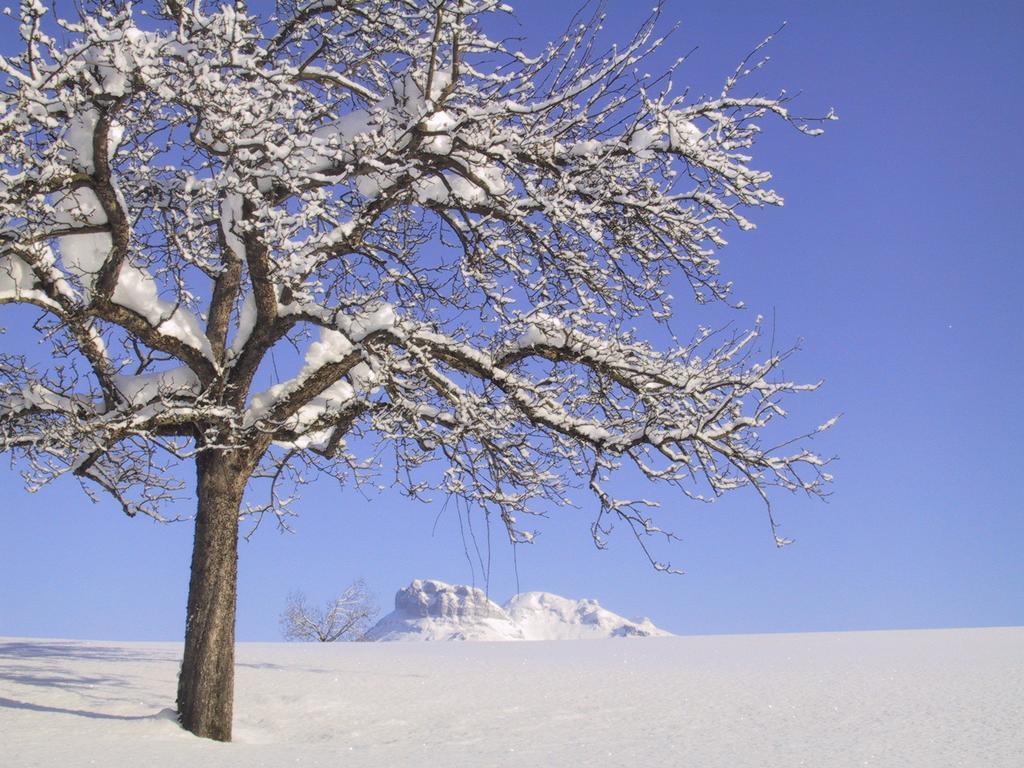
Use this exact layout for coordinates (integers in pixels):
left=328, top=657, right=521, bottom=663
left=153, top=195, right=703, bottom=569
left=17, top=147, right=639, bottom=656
left=0, top=0, right=834, bottom=741
left=280, top=580, right=379, bottom=642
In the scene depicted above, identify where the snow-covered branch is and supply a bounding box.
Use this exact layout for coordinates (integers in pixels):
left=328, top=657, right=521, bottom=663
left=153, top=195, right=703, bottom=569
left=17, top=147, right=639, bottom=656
left=0, top=0, right=834, bottom=558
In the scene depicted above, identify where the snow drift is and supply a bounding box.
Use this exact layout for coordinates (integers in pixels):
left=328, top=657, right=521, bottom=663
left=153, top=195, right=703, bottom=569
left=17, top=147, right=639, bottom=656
left=364, top=579, right=671, bottom=641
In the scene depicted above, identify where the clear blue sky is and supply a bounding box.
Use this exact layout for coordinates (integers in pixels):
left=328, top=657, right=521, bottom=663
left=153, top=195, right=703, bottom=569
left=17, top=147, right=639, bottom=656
left=2, top=0, right=1022, bottom=640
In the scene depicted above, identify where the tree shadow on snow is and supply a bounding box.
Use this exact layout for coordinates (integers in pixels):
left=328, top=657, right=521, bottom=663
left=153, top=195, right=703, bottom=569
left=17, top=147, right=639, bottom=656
left=0, top=640, right=180, bottom=664
left=0, top=695, right=178, bottom=722
left=0, top=641, right=182, bottom=721
left=0, top=666, right=123, bottom=690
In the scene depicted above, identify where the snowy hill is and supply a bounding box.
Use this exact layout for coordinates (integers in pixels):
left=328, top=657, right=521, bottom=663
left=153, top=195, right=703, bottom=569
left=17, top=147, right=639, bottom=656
left=364, top=579, right=671, bottom=641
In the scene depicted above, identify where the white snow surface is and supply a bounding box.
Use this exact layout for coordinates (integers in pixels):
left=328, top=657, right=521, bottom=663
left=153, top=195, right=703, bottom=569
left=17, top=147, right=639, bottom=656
left=365, top=579, right=670, bottom=641
left=1, top=628, right=1020, bottom=767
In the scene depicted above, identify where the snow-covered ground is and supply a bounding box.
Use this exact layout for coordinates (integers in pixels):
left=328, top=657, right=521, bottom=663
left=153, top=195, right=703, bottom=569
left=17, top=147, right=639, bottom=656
left=1, top=628, right=1020, bottom=767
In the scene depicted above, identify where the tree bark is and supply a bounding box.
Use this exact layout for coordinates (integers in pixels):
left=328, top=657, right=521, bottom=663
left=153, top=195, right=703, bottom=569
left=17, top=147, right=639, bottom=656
left=176, top=448, right=251, bottom=741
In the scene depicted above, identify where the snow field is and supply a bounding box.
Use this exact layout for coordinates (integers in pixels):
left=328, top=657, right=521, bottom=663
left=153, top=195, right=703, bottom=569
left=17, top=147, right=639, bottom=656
left=1, top=627, right=1021, bottom=767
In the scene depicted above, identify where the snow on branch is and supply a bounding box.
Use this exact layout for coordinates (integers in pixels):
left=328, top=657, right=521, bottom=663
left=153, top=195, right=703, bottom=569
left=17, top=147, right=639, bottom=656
left=0, top=0, right=834, bottom=560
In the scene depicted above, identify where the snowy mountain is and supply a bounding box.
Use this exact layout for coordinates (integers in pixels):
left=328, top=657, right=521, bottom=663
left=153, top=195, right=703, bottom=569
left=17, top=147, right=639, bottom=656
left=364, top=579, right=671, bottom=641
left=505, top=591, right=671, bottom=640
left=363, top=580, right=524, bottom=641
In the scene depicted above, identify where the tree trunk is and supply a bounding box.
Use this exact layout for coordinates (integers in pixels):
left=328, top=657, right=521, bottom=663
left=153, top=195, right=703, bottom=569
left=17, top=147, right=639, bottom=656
left=176, top=448, right=250, bottom=741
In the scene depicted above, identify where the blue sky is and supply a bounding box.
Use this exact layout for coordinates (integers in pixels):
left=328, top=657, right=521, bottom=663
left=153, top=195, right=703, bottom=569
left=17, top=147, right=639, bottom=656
left=2, top=0, right=1022, bottom=640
